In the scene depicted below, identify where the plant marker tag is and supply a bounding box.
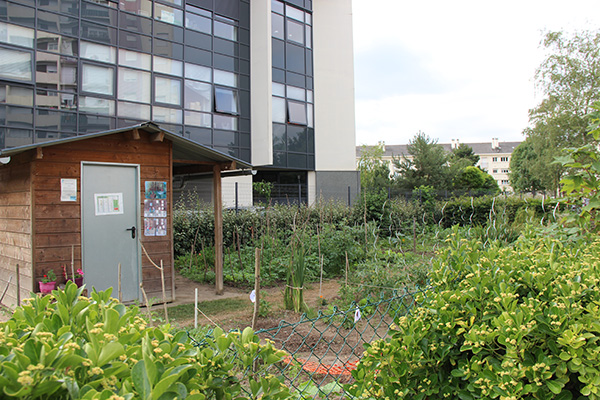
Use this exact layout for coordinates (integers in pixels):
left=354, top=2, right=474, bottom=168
left=354, top=307, right=361, bottom=323
left=249, top=290, right=256, bottom=303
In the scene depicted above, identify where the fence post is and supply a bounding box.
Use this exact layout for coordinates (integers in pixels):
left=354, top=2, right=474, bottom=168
left=16, top=263, right=20, bottom=306
left=252, top=248, right=261, bottom=330
left=235, top=182, right=239, bottom=214
left=347, top=186, right=351, bottom=207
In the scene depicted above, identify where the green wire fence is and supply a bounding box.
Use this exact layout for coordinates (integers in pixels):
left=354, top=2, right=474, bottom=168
left=190, top=285, right=431, bottom=399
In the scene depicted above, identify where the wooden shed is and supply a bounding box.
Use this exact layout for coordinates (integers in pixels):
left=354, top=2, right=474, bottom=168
left=0, top=122, right=250, bottom=308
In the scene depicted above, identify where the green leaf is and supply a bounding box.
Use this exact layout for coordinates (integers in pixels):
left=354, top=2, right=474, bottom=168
left=132, top=360, right=152, bottom=399
left=98, top=341, right=125, bottom=366
left=547, top=380, right=564, bottom=394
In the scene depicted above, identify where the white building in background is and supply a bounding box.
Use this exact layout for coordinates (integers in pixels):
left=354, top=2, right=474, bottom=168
left=356, top=139, right=522, bottom=192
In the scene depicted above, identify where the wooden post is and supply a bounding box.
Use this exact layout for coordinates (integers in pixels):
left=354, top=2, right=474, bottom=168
left=71, top=245, right=75, bottom=280
left=213, top=164, right=224, bottom=295
left=195, top=288, right=198, bottom=329
left=16, top=264, right=20, bottom=306
left=118, top=263, right=122, bottom=302
left=413, top=215, right=417, bottom=253
left=140, top=283, right=153, bottom=326
left=251, top=248, right=261, bottom=330
left=160, top=260, right=169, bottom=324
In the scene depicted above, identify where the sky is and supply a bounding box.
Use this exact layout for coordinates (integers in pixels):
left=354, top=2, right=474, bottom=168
left=352, top=0, right=600, bottom=146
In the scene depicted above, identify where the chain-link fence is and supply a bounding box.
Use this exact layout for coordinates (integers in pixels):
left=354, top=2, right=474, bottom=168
left=190, top=285, right=431, bottom=399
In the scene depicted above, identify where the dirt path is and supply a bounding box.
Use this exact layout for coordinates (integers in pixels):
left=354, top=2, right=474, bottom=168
left=170, top=272, right=341, bottom=331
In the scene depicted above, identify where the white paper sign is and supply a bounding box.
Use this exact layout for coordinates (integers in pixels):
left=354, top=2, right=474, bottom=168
left=61, top=179, right=77, bottom=201
left=94, top=193, right=124, bottom=216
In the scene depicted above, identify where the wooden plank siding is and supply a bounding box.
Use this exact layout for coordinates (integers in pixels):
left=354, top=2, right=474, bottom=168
left=26, top=130, right=174, bottom=302
left=0, top=152, right=33, bottom=308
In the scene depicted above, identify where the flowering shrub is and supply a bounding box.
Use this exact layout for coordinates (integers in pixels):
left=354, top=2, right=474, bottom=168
left=347, top=227, right=600, bottom=399
left=0, top=282, right=290, bottom=399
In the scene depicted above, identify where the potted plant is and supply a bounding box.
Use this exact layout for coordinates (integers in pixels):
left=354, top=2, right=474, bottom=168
left=39, top=270, right=57, bottom=294
left=63, top=265, right=84, bottom=287
left=74, top=268, right=84, bottom=287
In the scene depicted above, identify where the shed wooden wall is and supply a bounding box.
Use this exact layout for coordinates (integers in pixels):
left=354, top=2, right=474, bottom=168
left=29, top=130, right=174, bottom=301
left=0, top=152, right=33, bottom=308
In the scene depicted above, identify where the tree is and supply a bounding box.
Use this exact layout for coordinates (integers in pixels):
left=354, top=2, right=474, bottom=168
left=393, top=131, right=449, bottom=190
left=509, top=140, right=545, bottom=193
left=357, top=143, right=393, bottom=189
left=524, top=29, right=600, bottom=194
left=450, top=143, right=480, bottom=167
left=453, top=166, right=500, bottom=193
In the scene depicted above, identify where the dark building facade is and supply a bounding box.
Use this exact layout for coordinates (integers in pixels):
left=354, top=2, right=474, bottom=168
left=0, top=0, right=358, bottom=203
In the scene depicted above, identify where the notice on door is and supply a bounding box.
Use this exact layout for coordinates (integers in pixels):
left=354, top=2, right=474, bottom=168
left=94, top=193, right=124, bottom=216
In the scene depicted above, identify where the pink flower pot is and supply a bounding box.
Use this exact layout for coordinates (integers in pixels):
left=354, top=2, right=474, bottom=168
left=39, top=281, right=56, bottom=294
left=66, top=277, right=84, bottom=287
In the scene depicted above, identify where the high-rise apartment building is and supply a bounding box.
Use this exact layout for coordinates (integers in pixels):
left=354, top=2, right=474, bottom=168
left=0, top=0, right=358, bottom=204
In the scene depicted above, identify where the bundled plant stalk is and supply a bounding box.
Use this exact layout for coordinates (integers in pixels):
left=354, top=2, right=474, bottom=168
left=284, top=241, right=308, bottom=313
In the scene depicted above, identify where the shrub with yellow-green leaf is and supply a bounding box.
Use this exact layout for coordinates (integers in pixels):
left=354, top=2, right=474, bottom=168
left=348, top=226, right=600, bottom=399
left=0, top=282, right=290, bottom=399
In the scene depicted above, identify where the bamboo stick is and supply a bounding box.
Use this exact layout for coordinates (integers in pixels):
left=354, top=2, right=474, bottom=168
left=118, top=263, right=122, bottom=302
left=251, top=248, right=261, bottom=330
left=160, top=260, right=169, bottom=324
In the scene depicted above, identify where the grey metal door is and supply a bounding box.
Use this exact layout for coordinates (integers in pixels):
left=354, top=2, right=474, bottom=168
left=81, top=163, right=140, bottom=302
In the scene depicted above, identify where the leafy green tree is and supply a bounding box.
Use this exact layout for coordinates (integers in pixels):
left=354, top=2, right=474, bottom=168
left=450, top=143, right=479, bottom=167
left=524, top=29, right=600, bottom=194
left=453, top=166, right=499, bottom=193
left=554, top=101, right=600, bottom=233
left=509, top=140, right=545, bottom=192
left=393, top=131, right=449, bottom=190
left=357, top=143, right=393, bottom=189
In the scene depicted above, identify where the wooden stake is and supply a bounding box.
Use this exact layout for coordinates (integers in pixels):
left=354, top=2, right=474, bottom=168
left=195, top=288, right=198, bottom=329
left=0, top=276, right=12, bottom=305
left=16, top=264, right=20, bottom=306
left=251, top=248, right=261, bottom=330
left=71, top=245, right=75, bottom=280
left=345, top=252, right=349, bottom=286
left=160, top=260, right=169, bottom=324
left=140, top=283, right=153, bottom=326
left=118, top=263, right=122, bottom=302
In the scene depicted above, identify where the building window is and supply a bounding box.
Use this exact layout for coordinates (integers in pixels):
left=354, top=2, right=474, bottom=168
left=502, top=169, right=509, bottom=173
left=185, top=62, right=211, bottom=82
left=501, top=180, right=510, bottom=185
left=214, top=69, right=237, bottom=87
left=154, top=3, right=184, bottom=26
left=272, top=96, right=285, bottom=123
left=492, top=157, right=497, bottom=162
left=0, top=22, right=35, bottom=48
left=80, top=41, right=116, bottom=64
left=492, top=169, right=497, bottom=173
left=287, top=100, right=307, bottom=125
left=117, top=101, right=150, bottom=119
left=184, top=80, right=211, bottom=112
left=0, top=47, right=33, bottom=81
left=154, top=76, right=181, bottom=105
left=214, top=87, right=238, bottom=114
left=214, top=18, right=237, bottom=41
left=82, top=63, right=114, bottom=95
left=79, top=96, right=115, bottom=115
left=118, top=49, right=151, bottom=70
left=154, top=56, right=183, bottom=76
left=501, top=156, right=509, bottom=162
left=185, top=110, right=211, bottom=127
left=153, top=106, right=182, bottom=123
left=118, top=68, right=150, bottom=102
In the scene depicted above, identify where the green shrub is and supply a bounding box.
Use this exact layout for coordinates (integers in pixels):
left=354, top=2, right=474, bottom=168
left=348, top=227, right=600, bottom=399
left=0, top=282, right=290, bottom=399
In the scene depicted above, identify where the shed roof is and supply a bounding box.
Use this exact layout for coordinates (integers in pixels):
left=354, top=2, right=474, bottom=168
left=0, top=122, right=252, bottom=171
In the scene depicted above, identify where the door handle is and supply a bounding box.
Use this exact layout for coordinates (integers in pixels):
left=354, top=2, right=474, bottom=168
left=126, top=226, right=136, bottom=239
